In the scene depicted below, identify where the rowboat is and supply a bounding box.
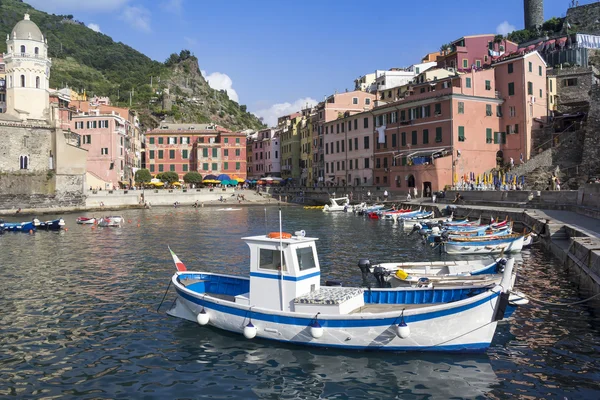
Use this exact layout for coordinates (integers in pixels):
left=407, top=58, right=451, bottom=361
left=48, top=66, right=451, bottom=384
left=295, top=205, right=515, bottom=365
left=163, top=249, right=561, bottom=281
left=37, top=218, right=66, bottom=231
left=442, top=233, right=527, bottom=255
left=76, top=217, right=96, bottom=225
left=166, top=230, right=517, bottom=352
left=97, top=216, right=123, bottom=227
left=393, top=210, right=433, bottom=222
left=365, top=258, right=507, bottom=288
left=3, top=219, right=39, bottom=232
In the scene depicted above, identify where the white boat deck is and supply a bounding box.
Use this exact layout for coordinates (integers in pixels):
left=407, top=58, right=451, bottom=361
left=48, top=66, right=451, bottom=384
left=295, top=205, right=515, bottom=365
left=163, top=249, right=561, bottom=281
left=350, top=303, right=442, bottom=314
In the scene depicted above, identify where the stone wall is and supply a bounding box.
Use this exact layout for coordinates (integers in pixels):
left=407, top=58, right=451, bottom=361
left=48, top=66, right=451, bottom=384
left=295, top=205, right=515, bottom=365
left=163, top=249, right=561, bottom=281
left=0, top=123, right=53, bottom=172
left=566, top=2, right=600, bottom=35
left=581, top=85, right=600, bottom=179
left=550, top=66, right=597, bottom=112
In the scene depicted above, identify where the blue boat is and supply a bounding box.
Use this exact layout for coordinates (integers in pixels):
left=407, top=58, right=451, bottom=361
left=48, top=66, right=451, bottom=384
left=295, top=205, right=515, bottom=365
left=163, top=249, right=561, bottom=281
left=37, top=218, right=66, bottom=231
left=3, top=219, right=39, bottom=232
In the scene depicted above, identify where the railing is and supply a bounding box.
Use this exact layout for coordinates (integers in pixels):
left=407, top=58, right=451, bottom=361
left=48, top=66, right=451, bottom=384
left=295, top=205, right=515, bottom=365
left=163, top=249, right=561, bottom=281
left=64, top=131, right=81, bottom=147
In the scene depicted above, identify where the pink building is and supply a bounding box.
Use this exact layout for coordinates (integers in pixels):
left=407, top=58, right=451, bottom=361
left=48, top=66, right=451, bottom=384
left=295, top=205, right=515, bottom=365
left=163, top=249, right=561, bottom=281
left=437, top=34, right=518, bottom=71
left=72, top=109, right=128, bottom=188
left=493, top=51, right=548, bottom=162
left=323, top=111, right=373, bottom=186
left=372, top=68, right=504, bottom=194
left=312, top=90, right=375, bottom=185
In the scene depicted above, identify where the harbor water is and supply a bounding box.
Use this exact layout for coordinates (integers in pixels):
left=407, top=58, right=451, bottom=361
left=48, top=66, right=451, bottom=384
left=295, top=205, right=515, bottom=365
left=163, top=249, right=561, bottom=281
left=1, top=206, right=600, bottom=399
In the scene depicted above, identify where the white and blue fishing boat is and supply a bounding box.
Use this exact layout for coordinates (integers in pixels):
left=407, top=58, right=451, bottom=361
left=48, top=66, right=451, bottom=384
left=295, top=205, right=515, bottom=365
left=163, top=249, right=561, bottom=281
left=167, top=229, right=518, bottom=352
left=3, top=219, right=39, bottom=232
left=37, top=218, right=65, bottom=231
left=442, top=233, right=527, bottom=255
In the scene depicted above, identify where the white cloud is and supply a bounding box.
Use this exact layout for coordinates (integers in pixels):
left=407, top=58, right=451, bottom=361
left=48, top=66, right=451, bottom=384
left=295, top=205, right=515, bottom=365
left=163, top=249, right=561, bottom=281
left=88, top=23, right=101, bottom=33
left=161, top=0, right=183, bottom=14
left=27, top=0, right=131, bottom=13
left=253, top=97, right=318, bottom=127
left=203, top=72, right=239, bottom=103
left=496, top=21, right=516, bottom=36
left=120, top=6, right=151, bottom=33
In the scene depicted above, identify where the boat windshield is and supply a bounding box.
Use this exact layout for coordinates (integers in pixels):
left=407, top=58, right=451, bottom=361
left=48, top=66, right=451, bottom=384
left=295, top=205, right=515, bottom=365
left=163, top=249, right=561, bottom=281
left=259, top=248, right=287, bottom=271
left=296, top=246, right=316, bottom=271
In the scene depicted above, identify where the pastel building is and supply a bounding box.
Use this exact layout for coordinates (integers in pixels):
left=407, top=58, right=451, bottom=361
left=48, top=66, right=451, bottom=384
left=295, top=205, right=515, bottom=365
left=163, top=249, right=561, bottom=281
left=493, top=51, right=548, bottom=162
left=437, top=34, right=518, bottom=71
left=0, top=56, right=5, bottom=113
left=145, top=123, right=246, bottom=180
left=72, top=108, right=130, bottom=188
left=323, top=110, right=374, bottom=186
left=250, top=128, right=280, bottom=177
left=371, top=50, right=548, bottom=194
left=279, top=113, right=302, bottom=181
left=246, top=132, right=256, bottom=178
left=312, top=91, right=376, bottom=185
left=372, top=68, right=504, bottom=194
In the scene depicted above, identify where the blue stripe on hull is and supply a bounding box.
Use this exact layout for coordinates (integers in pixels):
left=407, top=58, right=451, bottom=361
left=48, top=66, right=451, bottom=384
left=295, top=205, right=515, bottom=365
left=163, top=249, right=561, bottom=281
left=175, top=287, right=498, bottom=327
left=250, top=270, right=320, bottom=281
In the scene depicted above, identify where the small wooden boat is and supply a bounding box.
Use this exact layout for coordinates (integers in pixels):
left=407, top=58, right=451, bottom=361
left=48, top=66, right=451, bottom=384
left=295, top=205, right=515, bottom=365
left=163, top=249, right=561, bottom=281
left=442, top=233, right=527, bottom=255
left=76, top=217, right=96, bottom=225
left=366, top=258, right=507, bottom=288
left=3, top=219, right=39, bottom=232
left=37, top=218, right=66, bottom=231
left=97, top=216, right=123, bottom=227
left=166, top=229, right=519, bottom=352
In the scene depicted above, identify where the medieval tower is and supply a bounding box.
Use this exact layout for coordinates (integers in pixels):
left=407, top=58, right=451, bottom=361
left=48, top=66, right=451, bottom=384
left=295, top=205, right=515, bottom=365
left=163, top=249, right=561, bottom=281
left=524, top=0, right=544, bottom=30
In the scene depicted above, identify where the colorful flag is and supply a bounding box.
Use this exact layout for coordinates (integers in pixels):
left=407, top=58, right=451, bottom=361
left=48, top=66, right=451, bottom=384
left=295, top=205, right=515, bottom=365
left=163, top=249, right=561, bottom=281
left=169, top=247, right=187, bottom=271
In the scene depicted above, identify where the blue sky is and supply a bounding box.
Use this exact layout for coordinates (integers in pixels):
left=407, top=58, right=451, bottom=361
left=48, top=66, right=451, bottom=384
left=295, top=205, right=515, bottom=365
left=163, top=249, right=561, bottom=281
left=29, top=0, right=576, bottom=125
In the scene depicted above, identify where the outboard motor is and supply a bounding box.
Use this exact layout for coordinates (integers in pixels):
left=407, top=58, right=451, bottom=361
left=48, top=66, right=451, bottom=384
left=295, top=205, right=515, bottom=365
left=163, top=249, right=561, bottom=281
left=441, top=231, right=450, bottom=241
left=495, top=258, right=507, bottom=273
left=372, top=266, right=388, bottom=288
left=409, top=223, right=422, bottom=236
left=358, top=259, right=371, bottom=284
left=418, top=228, right=428, bottom=237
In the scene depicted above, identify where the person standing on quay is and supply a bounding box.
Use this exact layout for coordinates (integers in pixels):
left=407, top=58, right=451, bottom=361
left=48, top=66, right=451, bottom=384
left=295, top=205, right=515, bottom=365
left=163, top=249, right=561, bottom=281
left=413, top=187, right=418, bottom=199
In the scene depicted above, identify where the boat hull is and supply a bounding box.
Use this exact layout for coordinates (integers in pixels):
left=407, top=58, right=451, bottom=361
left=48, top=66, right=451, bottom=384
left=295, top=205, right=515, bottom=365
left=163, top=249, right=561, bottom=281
left=444, top=235, right=525, bottom=255
left=168, top=275, right=510, bottom=352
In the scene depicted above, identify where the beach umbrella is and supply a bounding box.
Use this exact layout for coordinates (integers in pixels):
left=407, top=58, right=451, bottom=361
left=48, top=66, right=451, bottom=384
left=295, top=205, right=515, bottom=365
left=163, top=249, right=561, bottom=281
left=221, top=180, right=231, bottom=186
left=204, top=174, right=217, bottom=180
left=217, top=174, right=231, bottom=182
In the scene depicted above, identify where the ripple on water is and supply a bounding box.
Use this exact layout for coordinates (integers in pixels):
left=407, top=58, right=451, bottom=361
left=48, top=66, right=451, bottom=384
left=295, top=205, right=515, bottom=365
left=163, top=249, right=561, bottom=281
left=1, top=207, right=600, bottom=399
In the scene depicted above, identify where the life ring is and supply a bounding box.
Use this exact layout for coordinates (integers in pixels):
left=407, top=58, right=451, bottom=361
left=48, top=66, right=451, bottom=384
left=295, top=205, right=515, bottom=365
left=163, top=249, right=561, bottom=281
left=267, top=232, right=292, bottom=239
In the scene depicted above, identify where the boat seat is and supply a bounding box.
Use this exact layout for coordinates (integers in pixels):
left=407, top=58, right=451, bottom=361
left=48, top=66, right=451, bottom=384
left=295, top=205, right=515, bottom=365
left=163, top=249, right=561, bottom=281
left=294, top=287, right=364, bottom=305
left=179, top=278, right=206, bottom=287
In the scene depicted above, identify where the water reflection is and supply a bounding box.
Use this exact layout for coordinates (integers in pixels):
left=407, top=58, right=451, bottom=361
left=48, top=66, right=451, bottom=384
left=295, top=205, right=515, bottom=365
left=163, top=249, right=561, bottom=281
left=1, top=206, right=600, bottom=399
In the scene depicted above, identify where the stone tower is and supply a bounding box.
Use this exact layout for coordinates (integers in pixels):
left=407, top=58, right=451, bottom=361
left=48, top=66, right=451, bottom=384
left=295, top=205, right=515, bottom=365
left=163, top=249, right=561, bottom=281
left=5, top=13, right=52, bottom=121
left=524, top=0, right=544, bottom=30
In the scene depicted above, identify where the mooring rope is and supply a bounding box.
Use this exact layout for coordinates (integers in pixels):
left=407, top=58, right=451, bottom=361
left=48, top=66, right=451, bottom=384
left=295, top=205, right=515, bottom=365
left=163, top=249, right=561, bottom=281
left=512, top=289, right=600, bottom=306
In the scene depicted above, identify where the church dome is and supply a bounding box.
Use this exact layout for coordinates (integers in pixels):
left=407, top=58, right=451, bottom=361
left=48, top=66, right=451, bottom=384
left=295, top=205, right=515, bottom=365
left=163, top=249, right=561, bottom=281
left=11, top=14, right=43, bottom=41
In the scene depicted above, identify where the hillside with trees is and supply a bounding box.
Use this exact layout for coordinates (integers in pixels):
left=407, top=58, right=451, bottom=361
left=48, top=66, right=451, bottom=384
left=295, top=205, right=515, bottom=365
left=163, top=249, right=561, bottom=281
left=0, top=0, right=265, bottom=131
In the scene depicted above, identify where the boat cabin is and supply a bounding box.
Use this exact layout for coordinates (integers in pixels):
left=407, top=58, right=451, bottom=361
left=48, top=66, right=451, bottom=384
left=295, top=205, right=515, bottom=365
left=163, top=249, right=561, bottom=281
left=243, top=232, right=364, bottom=314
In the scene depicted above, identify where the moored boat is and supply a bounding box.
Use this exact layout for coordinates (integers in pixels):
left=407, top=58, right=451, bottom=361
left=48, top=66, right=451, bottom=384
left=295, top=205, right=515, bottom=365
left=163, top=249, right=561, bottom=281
left=3, top=219, right=39, bottom=232
left=97, top=216, right=123, bottom=227
left=37, top=218, right=66, bottom=231
left=442, top=233, right=527, bottom=255
left=166, top=230, right=518, bottom=352
left=323, top=197, right=350, bottom=212
left=76, top=217, right=96, bottom=225
left=365, top=258, right=508, bottom=288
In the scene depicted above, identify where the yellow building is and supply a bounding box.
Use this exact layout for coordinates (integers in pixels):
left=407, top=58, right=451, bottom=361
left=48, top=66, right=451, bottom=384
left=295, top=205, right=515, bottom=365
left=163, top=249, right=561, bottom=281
left=279, top=113, right=302, bottom=182
left=299, top=107, right=315, bottom=186
left=547, top=74, right=557, bottom=114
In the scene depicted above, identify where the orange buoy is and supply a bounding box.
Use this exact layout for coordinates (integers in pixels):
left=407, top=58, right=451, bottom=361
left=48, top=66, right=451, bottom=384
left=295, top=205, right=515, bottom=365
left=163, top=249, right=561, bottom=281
left=29, top=229, right=33, bottom=234
left=137, top=224, right=141, bottom=227
left=128, top=219, right=132, bottom=223
left=64, top=228, right=68, bottom=232
left=267, top=232, right=292, bottom=239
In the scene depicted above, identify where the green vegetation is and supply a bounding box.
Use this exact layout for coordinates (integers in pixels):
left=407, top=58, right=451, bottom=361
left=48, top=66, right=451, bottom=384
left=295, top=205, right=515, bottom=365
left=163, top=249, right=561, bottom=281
left=0, top=0, right=265, bottom=131
left=134, top=169, right=152, bottom=184
left=156, top=171, right=179, bottom=183
left=507, top=17, right=565, bottom=44
left=183, top=172, right=203, bottom=184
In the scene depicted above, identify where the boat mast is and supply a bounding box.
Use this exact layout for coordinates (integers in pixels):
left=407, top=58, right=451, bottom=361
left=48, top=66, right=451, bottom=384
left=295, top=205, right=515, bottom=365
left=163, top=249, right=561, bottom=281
left=278, top=207, right=284, bottom=311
